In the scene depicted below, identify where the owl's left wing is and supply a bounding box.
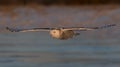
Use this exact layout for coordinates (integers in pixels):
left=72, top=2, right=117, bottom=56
left=62, top=24, right=116, bottom=31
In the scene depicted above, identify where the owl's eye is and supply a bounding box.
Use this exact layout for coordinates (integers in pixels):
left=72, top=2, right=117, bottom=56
left=53, top=31, right=56, bottom=33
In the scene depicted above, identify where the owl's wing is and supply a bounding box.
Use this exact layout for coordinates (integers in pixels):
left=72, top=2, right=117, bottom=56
left=63, top=24, right=116, bottom=31
left=6, top=24, right=116, bottom=32
left=6, top=27, right=51, bottom=32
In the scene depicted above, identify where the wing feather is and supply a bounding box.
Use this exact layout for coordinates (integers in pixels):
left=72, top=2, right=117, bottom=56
left=63, top=24, right=116, bottom=31
left=6, top=27, right=51, bottom=32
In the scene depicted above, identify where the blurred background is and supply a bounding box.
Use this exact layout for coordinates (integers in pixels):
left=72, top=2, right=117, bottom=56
left=0, top=0, right=120, bottom=5
left=0, top=0, right=120, bottom=67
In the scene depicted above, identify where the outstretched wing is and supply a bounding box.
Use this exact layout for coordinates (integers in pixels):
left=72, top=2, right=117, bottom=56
left=63, top=24, right=116, bottom=31
left=6, top=27, right=51, bottom=32
left=6, top=24, right=116, bottom=32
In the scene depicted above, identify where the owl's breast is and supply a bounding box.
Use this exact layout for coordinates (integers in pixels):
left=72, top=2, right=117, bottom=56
left=50, top=30, right=74, bottom=40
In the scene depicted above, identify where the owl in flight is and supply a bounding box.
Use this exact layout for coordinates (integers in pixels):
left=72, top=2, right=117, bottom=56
left=6, top=24, right=116, bottom=40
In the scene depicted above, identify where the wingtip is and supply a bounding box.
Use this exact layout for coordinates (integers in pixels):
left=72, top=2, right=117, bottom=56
left=6, top=27, right=9, bottom=30
left=107, top=24, right=116, bottom=27
left=6, top=27, right=13, bottom=32
left=111, top=24, right=116, bottom=26
left=6, top=27, right=10, bottom=31
left=99, top=24, right=116, bottom=29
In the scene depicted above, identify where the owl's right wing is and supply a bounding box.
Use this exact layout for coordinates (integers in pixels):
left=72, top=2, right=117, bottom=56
left=6, top=27, right=51, bottom=32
